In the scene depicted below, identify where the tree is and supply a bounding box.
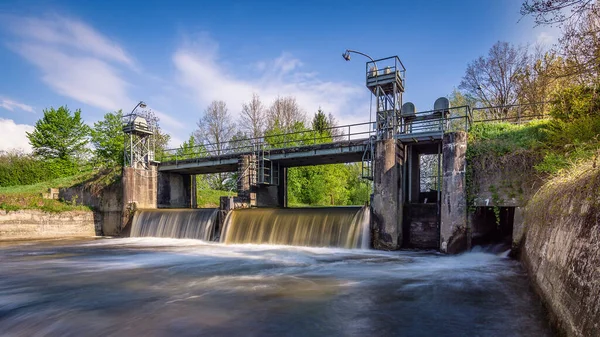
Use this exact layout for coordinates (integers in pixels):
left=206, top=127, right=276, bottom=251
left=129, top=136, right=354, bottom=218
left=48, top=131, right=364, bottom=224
left=459, top=41, right=528, bottom=119
left=241, top=93, right=265, bottom=140
left=311, top=108, right=342, bottom=141
left=521, top=0, right=594, bottom=25
left=194, top=100, right=236, bottom=189
left=90, top=110, right=124, bottom=166
left=27, top=106, right=90, bottom=161
left=266, top=96, right=306, bottom=132
left=522, top=1, right=600, bottom=82
left=176, top=135, right=206, bottom=159
left=194, top=100, right=236, bottom=155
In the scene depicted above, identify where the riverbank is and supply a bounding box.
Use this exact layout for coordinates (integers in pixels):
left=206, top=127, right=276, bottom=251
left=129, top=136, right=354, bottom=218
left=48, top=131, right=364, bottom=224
left=522, top=160, right=600, bottom=337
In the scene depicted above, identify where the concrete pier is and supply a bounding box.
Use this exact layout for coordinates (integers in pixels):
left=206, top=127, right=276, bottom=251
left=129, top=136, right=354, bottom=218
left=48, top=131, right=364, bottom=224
left=371, top=139, right=404, bottom=250
left=440, top=131, right=468, bottom=253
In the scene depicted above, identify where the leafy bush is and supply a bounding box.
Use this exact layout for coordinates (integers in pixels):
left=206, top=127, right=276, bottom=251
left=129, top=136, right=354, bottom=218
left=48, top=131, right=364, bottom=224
left=0, top=152, right=80, bottom=187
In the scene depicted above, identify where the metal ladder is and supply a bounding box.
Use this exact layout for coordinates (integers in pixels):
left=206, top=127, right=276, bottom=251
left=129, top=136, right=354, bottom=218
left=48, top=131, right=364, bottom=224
left=361, top=136, right=374, bottom=180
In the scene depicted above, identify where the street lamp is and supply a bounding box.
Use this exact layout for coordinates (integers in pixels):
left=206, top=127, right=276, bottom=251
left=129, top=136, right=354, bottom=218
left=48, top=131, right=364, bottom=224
left=131, top=101, right=147, bottom=113
left=342, top=49, right=376, bottom=64
left=342, top=49, right=378, bottom=134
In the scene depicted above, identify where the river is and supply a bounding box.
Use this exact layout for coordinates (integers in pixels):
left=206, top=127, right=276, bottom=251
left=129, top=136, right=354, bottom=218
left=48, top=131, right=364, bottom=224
left=0, top=238, right=552, bottom=336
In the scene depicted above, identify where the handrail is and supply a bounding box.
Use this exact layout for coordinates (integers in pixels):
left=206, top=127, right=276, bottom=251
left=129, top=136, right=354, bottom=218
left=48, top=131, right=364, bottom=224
left=157, top=102, right=550, bottom=163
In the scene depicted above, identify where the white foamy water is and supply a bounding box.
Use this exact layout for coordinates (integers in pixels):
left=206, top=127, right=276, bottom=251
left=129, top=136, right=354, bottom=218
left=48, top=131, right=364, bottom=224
left=0, top=238, right=551, bottom=336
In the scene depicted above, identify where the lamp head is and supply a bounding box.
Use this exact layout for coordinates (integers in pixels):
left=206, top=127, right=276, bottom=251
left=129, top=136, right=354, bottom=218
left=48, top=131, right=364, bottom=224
left=138, top=101, right=147, bottom=109
left=342, top=50, right=351, bottom=61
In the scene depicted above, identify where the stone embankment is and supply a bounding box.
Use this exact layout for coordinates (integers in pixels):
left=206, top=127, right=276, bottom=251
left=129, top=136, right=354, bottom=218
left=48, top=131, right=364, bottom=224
left=522, top=163, right=599, bottom=337
left=0, top=210, right=97, bottom=239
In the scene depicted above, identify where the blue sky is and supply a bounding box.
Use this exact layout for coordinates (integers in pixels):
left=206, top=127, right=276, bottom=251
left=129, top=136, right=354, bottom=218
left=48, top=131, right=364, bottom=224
left=0, top=0, right=559, bottom=151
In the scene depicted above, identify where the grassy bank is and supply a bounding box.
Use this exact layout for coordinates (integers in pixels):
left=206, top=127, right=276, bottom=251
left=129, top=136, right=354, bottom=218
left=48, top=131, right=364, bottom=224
left=196, top=188, right=235, bottom=208
left=0, top=171, right=96, bottom=213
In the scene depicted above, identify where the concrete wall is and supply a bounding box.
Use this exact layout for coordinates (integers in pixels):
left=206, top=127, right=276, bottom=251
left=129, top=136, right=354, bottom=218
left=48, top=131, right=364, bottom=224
left=123, top=166, right=157, bottom=209
left=372, top=139, right=403, bottom=250
left=470, top=151, right=543, bottom=207
left=59, top=175, right=123, bottom=236
left=0, top=210, right=96, bottom=239
left=157, top=171, right=195, bottom=208
left=522, top=165, right=600, bottom=337
left=440, top=132, right=468, bottom=253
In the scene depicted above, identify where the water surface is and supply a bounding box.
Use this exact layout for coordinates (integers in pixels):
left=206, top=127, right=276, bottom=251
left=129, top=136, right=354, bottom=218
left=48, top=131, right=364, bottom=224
left=0, top=238, right=551, bottom=336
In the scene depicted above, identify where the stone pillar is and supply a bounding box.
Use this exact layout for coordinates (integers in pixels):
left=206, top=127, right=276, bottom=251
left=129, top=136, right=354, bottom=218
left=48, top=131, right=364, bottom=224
left=157, top=172, right=194, bottom=208
left=237, top=155, right=255, bottom=206
left=372, top=138, right=403, bottom=250
left=440, top=131, right=468, bottom=253
left=121, top=165, right=158, bottom=233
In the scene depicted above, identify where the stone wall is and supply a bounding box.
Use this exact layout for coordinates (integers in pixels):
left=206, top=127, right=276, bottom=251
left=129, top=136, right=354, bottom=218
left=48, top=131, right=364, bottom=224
left=0, top=210, right=96, bottom=239
left=522, top=164, right=600, bottom=337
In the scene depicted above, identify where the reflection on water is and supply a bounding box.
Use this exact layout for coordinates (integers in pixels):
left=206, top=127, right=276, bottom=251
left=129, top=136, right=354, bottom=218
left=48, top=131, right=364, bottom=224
left=0, top=238, right=551, bottom=336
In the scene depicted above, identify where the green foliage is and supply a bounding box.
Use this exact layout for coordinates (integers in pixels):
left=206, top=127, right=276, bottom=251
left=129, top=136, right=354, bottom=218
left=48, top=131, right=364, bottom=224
left=27, top=106, right=90, bottom=160
left=260, top=113, right=371, bottom=207
left=91, top=110, right=124, bottom=166
left=467, top=120, right=549, bottom=158
left=549, top=85, right=600, bottom=122
left=288, top=163, right=371, bottom=206
left=312, top=109, right=330, bottom=135
left=0, top=152, right=80, bottom=187
left=177, top=135, right=206, bottom=159
left=0, top=170, right=98, bottom=213
left=196, top=187, right=235, bottom=208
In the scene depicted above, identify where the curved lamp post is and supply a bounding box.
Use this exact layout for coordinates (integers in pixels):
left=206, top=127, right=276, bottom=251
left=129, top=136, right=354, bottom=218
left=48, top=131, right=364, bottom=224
left=342, top=49, right=377, bottom=134
left=131, top=101, right=147, bottom=113
left=342, top=49, right=376, bottom=64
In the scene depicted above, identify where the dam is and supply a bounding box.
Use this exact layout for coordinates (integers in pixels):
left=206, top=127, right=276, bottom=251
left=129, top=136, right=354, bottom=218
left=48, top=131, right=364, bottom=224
left=121, top=56, right=471, bottom=253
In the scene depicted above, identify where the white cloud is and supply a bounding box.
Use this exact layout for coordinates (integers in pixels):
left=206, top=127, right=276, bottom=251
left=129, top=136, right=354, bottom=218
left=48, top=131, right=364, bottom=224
left=172, top=37, right=366, bottom=126
left=536, top=31, right=556, bottom=46
left=9, top=16, right=134, bottom=67
left=0, top=97, right=35, bottom=113
left=6, top=15, right=134, bottom=113
left=0, top=118, right=34, bottom=152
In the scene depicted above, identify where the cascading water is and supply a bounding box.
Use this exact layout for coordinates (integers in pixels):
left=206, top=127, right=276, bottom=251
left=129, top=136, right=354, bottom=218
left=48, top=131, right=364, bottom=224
left=130, top=209, right=218, bottom=241
left=221, top=206, right=370, bottom=249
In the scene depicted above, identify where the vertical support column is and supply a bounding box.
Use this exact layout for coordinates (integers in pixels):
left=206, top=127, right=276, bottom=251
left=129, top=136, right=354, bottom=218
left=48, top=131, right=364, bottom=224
left=372, top=138, right=404, bottom=250
left=190, top=175, right=197, bottom=209
left=121, top=165, right=157, bottom=232
left=278, top=167, right=287, bottom=208
left=440, top=131, right=468, bottom=253
left=237, top=155, right=255, bottom=207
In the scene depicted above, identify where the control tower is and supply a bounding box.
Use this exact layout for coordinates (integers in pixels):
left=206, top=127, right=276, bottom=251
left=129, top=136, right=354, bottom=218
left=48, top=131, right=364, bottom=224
left=365, top=56, right=406, bottom=139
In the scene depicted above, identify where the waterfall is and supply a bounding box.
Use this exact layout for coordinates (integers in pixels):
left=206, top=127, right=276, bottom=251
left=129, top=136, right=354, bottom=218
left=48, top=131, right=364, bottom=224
left=130, top=209, right=218, bottom=241
left=221, top=207, right=370, bottom=249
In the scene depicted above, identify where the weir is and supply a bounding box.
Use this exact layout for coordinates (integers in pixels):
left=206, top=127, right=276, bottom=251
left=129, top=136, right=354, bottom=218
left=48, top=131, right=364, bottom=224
left=221, top=207, right=370, bottom=249
left=130, top=208, right=218, bottom=241
left=120, top=55, right=470, bottom=253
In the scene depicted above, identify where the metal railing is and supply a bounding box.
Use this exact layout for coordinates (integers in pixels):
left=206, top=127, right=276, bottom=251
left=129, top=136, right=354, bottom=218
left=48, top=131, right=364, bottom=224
left=399, top=105, right=472, bottom=135
left=471, top=102, right=549, bottom=124
left=159, top=121, right=375, bottom=163
left=157, top=103, right=551, bottom=164
left=366, top=56, right=406, bottom=88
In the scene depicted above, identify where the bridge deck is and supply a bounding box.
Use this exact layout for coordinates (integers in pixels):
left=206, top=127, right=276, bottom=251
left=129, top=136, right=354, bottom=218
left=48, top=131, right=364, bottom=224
left=158, top=139, right=371, bottom=174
